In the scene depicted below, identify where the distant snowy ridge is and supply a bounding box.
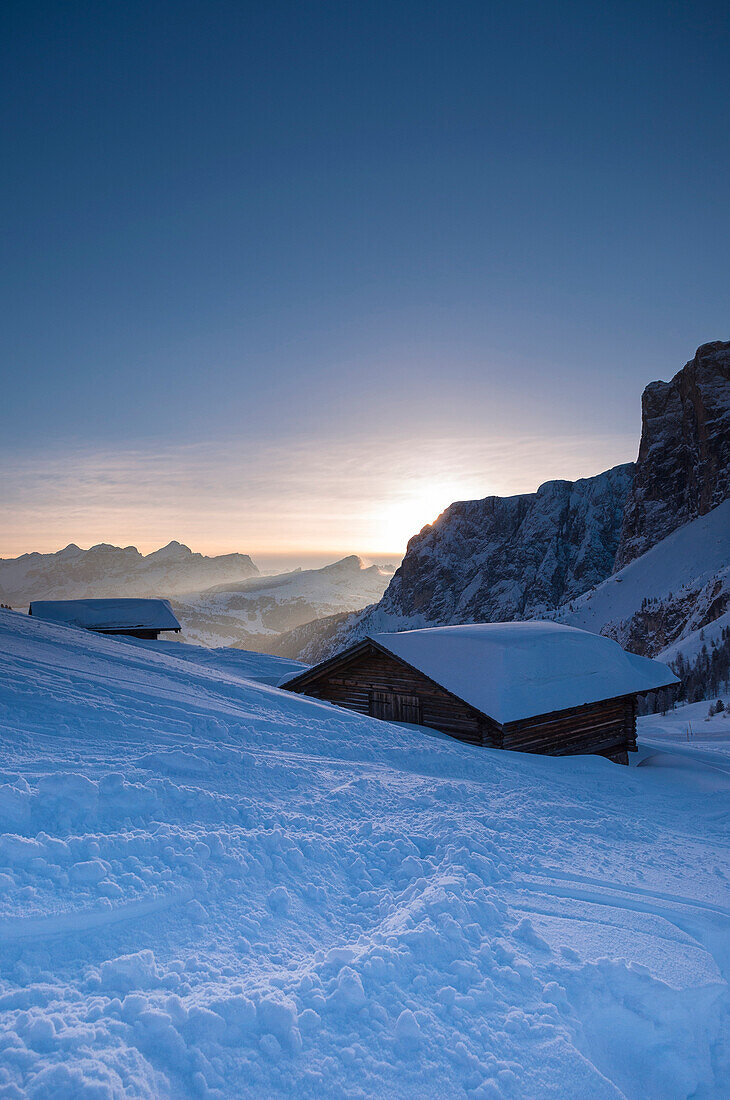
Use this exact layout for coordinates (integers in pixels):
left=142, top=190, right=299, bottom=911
left=0, top=540, right=259, bottom=604
left=0, top=545, right=392, bottom=654
left=174, top=555, right=392, bottom=650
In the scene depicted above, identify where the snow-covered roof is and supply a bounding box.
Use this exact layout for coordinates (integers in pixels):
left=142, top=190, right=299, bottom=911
left=369, top=622, right=678, bottom=724
left=29, top=598, right=180, bottom=633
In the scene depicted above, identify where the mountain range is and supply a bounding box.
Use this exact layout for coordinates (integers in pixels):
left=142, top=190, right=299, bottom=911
left=174, top=556, right=392, bottom=649
left=0, top=540, right=393, bottom=653
left=3, top=340, right=727, bottom=686
left=0, top=541, right=259, bottom=604
left=272, top=340, right=730, bottom=677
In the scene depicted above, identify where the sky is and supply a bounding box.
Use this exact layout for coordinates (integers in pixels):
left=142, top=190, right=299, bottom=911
left=2, top=0, right=728, bottom=563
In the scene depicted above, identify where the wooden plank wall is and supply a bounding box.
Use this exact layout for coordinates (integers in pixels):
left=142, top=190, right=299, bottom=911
left=292, top=643, right=637, bottom=763
left=304, top=647, right=501, bottom=747
left=503, top=695, right=637, bottom=760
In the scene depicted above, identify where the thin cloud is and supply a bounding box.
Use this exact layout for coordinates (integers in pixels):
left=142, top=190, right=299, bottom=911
left=1, top=429, right=637, bottom=558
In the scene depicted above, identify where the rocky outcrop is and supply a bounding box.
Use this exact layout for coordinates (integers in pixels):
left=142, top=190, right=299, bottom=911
left=614, top=341, right=730, bottom=570
left=374, top=464, right=634, bottom=624
left=605, top=571, right=729, bottom=658
left=268, top=610, right=357, bottom=662
left=559, top=498, right=730, bottom=660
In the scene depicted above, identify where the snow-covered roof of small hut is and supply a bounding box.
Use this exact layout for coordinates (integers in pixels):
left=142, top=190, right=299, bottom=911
left=29, top=598, right=180, bottom=633
left=369, top=621, right=678, bottom=725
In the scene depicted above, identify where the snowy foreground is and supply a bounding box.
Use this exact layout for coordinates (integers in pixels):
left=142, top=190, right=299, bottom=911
left=0, top=611, right=728, bottom=1098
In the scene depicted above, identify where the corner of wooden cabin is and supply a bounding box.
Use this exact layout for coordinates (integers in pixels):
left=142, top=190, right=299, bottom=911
left=501, top=693, right=639, bottom=764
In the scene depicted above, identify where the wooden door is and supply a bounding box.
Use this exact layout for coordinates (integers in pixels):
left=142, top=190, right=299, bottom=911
left=370, top=690, right=422, bottom=725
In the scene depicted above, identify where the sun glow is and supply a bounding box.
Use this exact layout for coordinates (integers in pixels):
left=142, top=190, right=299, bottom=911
left=2, top=430, right=637, bottom=561
left=377, top=480, right=478, bottom=554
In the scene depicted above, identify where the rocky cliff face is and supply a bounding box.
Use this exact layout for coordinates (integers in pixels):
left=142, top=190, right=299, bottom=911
left=376, top=464, right=634, bottom=624
left=614, top=341, right=730, bottom=570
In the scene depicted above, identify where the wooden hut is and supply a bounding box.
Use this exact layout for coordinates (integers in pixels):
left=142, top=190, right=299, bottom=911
left=281, top=622, right=678, bottom=764
left=28, top=598, right=181, bottom=641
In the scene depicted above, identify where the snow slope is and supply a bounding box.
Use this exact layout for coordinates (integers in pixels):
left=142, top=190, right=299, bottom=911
left=174, top=556, right=392, bottom=650
left=126, top=637, right=307, bottom=686
left=638, top=697, right=730, bottom=759
left=658, top=610, right=730, bottom=668
left=558, top=500, right=730, bottom=653
left=0, top=610, right=728, bottom=1098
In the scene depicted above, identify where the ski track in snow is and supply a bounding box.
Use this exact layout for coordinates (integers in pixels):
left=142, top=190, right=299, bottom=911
left=0, top=886, right=194, bottom=943
left=0, top=609, right=728, bottom=1098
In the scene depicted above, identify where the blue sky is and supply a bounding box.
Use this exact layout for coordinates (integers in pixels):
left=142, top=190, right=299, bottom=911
left=2, top=1, right=728, bottom=559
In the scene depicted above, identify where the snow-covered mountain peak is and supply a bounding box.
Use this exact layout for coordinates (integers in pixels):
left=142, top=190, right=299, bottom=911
left=320, top=554, right=367, bottom=574
left=56, top=543, right=83, bottom=559
left=146, top=540, right=194, bottom=561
